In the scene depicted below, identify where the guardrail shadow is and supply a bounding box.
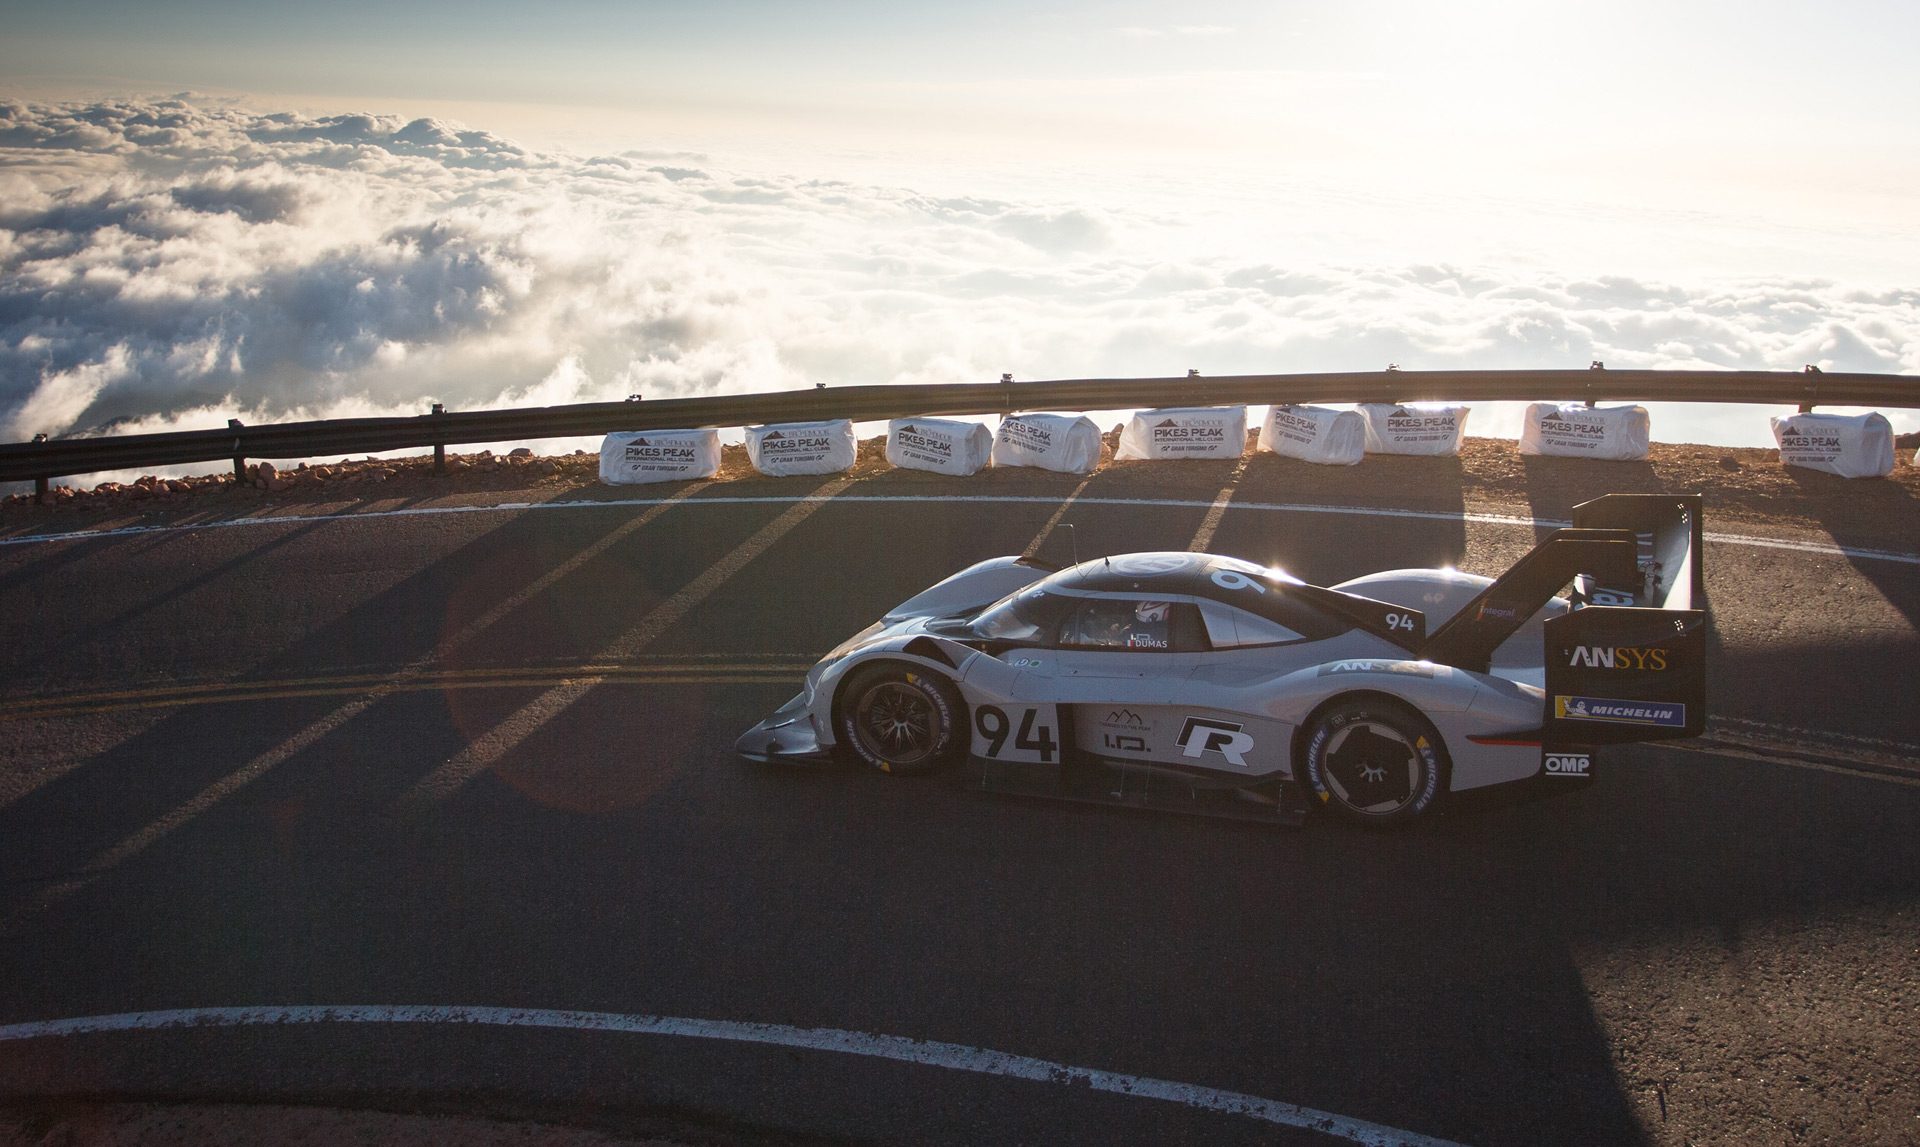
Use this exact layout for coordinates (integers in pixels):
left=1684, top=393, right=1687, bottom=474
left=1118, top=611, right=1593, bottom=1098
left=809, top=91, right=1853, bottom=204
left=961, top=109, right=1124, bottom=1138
left=1518, top=454, right=1662, bottom=543
left=2, top=518, right=336, bottom=686
left=0, top=487, right=755, bottom=912
left=1784, top=468, right=1919, bottom=630
left=1239, top=451, right=1471, bottom=582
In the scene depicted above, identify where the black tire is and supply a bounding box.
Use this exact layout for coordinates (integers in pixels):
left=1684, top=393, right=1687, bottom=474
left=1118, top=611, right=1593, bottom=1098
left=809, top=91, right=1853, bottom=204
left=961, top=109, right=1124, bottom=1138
left=836, top=664, right=966, bottom=775
left=1301, top=696, right=1448, bottom=826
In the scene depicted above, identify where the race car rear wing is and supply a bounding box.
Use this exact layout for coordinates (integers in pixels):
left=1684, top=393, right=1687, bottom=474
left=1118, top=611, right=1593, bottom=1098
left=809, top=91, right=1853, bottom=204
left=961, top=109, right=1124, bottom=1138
left=1421, top=494, right=1707, bottom=743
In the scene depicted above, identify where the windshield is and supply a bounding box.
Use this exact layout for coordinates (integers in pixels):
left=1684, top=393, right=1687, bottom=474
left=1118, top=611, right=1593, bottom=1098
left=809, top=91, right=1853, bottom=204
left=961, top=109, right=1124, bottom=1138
left=967, top=584, right=1061, bottom=642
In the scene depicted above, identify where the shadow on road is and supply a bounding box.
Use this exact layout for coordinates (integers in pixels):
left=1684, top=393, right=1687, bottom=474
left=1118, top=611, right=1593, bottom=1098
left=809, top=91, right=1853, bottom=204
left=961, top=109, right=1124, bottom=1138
left=1786, top=468, right=1919, bottom=630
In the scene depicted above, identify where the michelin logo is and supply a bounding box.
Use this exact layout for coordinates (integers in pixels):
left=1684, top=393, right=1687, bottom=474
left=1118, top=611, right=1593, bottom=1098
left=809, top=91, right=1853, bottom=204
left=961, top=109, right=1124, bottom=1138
left=1554, top=695, right=1686, bottom=728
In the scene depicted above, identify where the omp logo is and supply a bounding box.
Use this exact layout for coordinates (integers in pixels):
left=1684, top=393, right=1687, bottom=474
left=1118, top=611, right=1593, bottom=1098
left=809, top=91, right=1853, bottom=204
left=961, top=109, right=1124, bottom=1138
left=1544, top=753, right=1591, bottom=777
left=1568, top=645, right=1669, bottom=670
left=1177, top=717, right=1254, bottom=767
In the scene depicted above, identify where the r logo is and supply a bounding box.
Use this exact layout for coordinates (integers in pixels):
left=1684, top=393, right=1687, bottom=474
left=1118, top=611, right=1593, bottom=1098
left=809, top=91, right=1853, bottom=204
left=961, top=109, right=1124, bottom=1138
left=1177, top=717, right=1255, bottom=767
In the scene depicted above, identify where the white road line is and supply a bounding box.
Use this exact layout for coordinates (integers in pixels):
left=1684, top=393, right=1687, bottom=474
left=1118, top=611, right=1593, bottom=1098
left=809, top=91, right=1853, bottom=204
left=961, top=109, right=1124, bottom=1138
left=0, top=1004, right=1466, bottom=1147
left=397, top=477, right=857, bottom=807
left=1188, top=458, right=1250, bottom=553
left=7, top=494, right=1915, bottom=566
left=0, top=488, right=711, bottom=931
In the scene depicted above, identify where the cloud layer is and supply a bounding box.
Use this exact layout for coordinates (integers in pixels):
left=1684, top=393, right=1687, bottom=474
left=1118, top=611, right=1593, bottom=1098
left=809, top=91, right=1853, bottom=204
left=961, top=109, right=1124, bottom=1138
left=2, top=97, right=1915, bottom=447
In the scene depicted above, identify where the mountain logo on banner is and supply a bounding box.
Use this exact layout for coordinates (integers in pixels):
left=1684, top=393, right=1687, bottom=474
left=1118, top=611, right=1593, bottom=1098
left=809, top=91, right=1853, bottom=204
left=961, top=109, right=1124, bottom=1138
left=764, top=431, right=786, bottom=440
left=1155, top=419, right=1179, bottom=428
left=898, top=424, right=917, bottom=434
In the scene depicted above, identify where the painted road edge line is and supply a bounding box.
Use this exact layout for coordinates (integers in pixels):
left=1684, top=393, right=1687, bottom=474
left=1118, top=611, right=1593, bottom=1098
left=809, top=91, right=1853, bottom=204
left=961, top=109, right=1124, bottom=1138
left=4, top=493, right=1915, bottom=567
left=0, top=1004, right=1467, bottom=1147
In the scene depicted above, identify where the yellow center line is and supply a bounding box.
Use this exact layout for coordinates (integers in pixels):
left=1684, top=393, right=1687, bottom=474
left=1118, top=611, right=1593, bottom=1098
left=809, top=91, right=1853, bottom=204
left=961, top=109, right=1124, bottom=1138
left=397, top=476, right=859, bottom=809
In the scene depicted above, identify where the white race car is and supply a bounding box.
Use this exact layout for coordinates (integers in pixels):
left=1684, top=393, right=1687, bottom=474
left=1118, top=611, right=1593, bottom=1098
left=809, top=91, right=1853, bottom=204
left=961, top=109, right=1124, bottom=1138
left=738, top=495, right=1706, bottom=826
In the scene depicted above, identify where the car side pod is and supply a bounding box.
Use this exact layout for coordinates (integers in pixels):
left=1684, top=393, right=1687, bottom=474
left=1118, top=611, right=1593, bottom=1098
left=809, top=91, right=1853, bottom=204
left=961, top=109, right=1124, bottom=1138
left=735, top=691, right=833, bottom=764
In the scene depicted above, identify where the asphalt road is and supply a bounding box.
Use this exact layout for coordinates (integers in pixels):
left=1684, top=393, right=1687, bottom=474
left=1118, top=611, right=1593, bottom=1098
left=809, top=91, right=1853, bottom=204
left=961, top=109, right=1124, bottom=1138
left=1, top=463, right=1917, bottom=1146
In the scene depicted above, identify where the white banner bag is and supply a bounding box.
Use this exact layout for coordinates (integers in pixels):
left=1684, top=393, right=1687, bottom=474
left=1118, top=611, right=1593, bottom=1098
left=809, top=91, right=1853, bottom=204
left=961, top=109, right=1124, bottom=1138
left=1256, top=404, right=1365, bottom=465
left=1769, top=412, right=1895, bottom=478
left=599, top=429, right=721, bottom=485
left=1116, top=406, right=1249, bottom=461
left=1519, top=403, right=1652, bottom=461
left=746, top=419, right=858, bottom=477
left=991, top=413, right=1102, bottom=474
left=1360, top=404, right=1470, bottom=456
left=886, top=418, right=994, bottom=476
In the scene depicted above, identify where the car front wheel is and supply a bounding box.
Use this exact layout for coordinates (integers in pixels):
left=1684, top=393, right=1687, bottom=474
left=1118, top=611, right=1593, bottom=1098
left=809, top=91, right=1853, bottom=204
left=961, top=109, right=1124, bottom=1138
left=837, top=665, right=965, bottom=775
left=1301, top=697, right=1447, bottom=826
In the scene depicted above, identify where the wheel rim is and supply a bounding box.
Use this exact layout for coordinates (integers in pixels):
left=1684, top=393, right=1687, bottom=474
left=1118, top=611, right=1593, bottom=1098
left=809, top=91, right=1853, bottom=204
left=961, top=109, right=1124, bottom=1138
left=1320, top=719, right=1423, bottom=815
left=854, top=681, right=939, bottom=766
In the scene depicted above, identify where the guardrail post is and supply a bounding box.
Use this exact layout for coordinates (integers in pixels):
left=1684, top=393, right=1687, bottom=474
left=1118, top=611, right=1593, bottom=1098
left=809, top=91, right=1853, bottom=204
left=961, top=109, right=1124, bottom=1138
left=31, top=434, right=48, bottom=504
left=228, top=418, right=246, bottom=482
left=431, top=403, right=446, bottom=473
left=1588, top=360, right=1605, bottom=407
left=1799, top=364, right=1822, bottom=413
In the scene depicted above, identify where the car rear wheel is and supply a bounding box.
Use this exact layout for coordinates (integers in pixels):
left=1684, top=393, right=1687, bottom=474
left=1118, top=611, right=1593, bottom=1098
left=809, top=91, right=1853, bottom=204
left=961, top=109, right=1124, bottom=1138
left=1301, top=696, right=1447, bottom=826
left=837, top=665, right=965, bottom=775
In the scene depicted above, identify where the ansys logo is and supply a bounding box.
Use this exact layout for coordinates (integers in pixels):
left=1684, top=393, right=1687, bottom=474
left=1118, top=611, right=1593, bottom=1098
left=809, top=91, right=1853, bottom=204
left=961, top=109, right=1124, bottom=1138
left=1568, top=645, right=1669, bottom=670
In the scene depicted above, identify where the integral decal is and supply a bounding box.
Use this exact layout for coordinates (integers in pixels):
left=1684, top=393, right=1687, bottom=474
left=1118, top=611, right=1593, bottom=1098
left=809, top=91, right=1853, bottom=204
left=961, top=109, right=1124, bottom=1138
left=1543, top=752, right=1592, bottom=777
left=1553, top=695, right=1686, bottom=728
left=1149, top=416, right=1231, bottom=454
left=1473, top=600, right=1523, bottom=622
left=1382, top=409, right=1461, bottom=444
left=1267, top=406, right=1323, bottom=446
left=622, top=439, right=697, bottom=463
left=1318, top=660, right=1438, bottom=678
left=1535, top=412, right=1612, bottom=451
left=759, top=430, right=837, bottom=461
left=999, top=418, right=1055, bottom=453
left=1778, top=429, right=1846, bottom=464
left=1177, top=717, right=1254, bottom=767
left=1102, top=708, right=1155, bottom=732
left=1567, top=645, right=1670, bottom=671
left=893, top=424, right=955, bottom=465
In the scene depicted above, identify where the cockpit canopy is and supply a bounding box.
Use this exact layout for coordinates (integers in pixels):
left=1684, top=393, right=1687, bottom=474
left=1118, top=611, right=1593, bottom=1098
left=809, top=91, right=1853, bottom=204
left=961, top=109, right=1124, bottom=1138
left=961, top=553, right=1350, bottom=652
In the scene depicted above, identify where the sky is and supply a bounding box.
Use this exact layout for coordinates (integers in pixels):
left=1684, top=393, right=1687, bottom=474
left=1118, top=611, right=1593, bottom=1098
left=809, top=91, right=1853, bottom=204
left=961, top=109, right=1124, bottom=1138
left=2, top=0, right=1916, bottom=454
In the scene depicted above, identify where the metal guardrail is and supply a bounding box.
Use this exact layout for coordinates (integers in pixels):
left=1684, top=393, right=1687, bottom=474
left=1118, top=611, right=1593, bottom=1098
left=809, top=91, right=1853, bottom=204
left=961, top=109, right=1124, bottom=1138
left=4, top=368, right=1916, bottom=488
